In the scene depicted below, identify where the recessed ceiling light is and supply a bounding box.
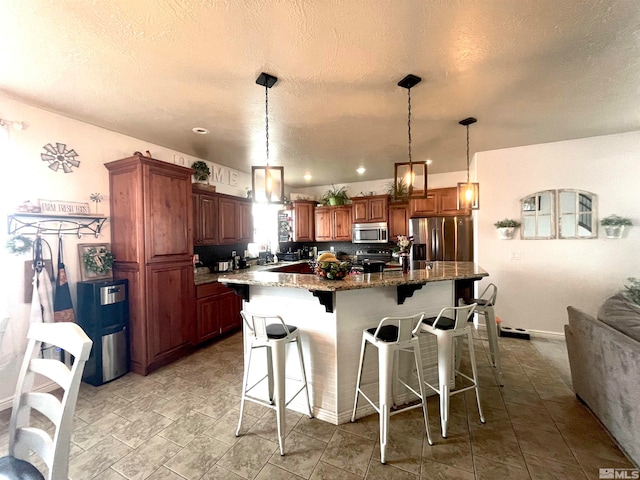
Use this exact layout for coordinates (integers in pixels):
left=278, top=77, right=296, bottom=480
left=192, top=127, right=209, bottom=135
left=426, top=159, right=432, bottom=165
left=356, top=167, right=366, bottom=174
left=304, top=173, right=312, bottom=181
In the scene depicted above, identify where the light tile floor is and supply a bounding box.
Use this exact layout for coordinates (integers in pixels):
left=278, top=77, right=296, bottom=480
left=1, top=327, right=636, bottom=479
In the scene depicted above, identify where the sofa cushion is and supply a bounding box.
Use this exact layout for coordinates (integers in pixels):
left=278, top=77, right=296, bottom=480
left=597, top=293, right=640, bottom=343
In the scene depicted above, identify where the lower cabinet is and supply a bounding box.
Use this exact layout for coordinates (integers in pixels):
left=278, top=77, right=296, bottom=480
left=195, top=282, right=242, bottom=344
left=145, top=263, right=195, bottom=370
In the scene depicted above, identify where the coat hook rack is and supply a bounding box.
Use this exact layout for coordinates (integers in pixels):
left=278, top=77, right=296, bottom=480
left=7, top=213, right=107, bottom=238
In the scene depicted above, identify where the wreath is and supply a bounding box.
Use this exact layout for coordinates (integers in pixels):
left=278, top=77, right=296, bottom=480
left=83, top=246, right=115, bottom=274
left=6, top=235, right=33, bottom=255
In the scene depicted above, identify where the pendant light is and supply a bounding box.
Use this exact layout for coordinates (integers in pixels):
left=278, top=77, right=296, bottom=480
left=394, top=74, right=427, bottom=198
left=457, top=117, right=479, bottom=210
left=252, top=72, right=285, bottom=204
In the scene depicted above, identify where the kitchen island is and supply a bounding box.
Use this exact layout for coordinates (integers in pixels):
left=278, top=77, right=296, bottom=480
left=219, top=261, right=488, bottom=425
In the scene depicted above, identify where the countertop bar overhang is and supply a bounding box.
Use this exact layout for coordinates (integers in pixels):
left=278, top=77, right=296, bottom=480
left=218, top=261, right=488, bottom=312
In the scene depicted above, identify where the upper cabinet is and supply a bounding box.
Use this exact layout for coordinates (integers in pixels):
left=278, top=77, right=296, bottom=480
left=192, top=185, right=219, bottom=245
left=192, top=186, right=253, bottom=246
left=287, top=201, right=316, bottom=242
left=218, top=194, right=253, bottom=245
left=388, top=202, right=409, bottom=241
left=315, top=205, right=352, bottom=241
left=352, top=195, right=389, bottom=223
left=409, top=187, right=470, bottom=217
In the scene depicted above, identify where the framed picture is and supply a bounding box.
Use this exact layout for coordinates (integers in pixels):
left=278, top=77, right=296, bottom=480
left=78, top=243, right=114, bottom=281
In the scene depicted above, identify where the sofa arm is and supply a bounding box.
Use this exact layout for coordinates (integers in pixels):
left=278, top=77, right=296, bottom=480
left=566, top=306, right=640, bottom=467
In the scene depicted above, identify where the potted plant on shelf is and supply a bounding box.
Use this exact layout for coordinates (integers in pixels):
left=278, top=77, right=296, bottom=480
left=320, top=184, right=349, bottom=206
left=601, top=214, right=632, bottom=239
left=386, top=179, right=409, bottom=202
left=494, top=218, right=521, bottom=239
left=191, top=161, right=211, bottom=183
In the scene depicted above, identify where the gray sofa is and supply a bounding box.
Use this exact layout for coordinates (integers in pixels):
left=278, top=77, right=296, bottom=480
left=565, top=294, right=640, bottom=467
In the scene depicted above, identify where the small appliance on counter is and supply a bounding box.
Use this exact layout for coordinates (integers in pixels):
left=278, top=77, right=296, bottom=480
left=210, top=260, right=232, bottom=272
left=258, top=251, right=274, bottom=265
left=278, top=251, right=301, bottom=262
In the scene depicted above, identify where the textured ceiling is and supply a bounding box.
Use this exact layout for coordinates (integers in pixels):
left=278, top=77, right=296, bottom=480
left=1, top=0, right=639, bottom=187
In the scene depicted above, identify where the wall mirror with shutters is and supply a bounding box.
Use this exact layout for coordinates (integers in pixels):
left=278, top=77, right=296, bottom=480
left=557, top=189, right=597, bottom=239
left=521, top=190, right=556, bottom=239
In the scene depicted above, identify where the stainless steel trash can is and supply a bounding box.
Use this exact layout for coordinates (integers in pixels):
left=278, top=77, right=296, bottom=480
left=77, top=279, right=129, bottom=386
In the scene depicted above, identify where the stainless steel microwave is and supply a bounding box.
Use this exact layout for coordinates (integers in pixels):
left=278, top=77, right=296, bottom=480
left=352, top=222, right=388, bottom=244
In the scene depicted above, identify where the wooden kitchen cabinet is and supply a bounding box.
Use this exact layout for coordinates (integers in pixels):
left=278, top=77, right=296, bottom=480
left=388, top=202, right=409, bottom=240
left=218, top=194, right=253, bottom=244
left=352, top=195, right=388, bottom=223
left=292, top=201, right=315, bottom=242
left=192, top=185, right=219, bottom=245
left=409, top=187, right=470, bottom=217
left=195, top=282, right=241, bottom=343
left=106, top=155, right=194, bottom=375
left=146, top=262, right=195, bottom=363
left=238, top=200, right=253, bottom=243
left=315, top=205, right=352, bottom=241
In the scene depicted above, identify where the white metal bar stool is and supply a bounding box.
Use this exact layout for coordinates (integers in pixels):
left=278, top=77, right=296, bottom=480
left=236, top=311, right=313, bottom=456
left=351, top=312, right=433, bottom=464
left=420, top=304, right=485, bottom=438
left=461, top=283, right=503, bottom=386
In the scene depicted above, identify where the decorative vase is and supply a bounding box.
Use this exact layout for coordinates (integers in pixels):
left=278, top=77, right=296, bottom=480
left=497, top=227, right=515, bottom=240
left=399, top=253, right=410, bottom=274
left=604, top=225, right=625, bottom=239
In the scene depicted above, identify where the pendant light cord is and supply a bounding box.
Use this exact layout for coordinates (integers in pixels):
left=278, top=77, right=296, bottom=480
left=265, top=84, right=270, bottom=166
left=466, top=124, right=470, bottom=184
left=407, top=87, right=412, bottom=166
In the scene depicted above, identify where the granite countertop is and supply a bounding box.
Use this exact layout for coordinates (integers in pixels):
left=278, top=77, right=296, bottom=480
left=216, top=261, right=488, bottom=292
left=194, top=260, right=311, bottom=286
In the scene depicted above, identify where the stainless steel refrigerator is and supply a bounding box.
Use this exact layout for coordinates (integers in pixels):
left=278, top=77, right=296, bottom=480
left=409, top=217, right=474, bottom=267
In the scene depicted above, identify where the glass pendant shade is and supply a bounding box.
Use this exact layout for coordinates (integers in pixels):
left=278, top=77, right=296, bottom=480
left=457, top=117, right=479, bottom=210
left=394, top=161, right=427, bottom=197
left=457, top=181, right=480, bottom=209
left=252, top=165, right=284, bottom=204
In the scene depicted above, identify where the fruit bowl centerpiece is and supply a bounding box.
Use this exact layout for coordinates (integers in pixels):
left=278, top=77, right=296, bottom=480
left=311, top=252, right=352, bottom=280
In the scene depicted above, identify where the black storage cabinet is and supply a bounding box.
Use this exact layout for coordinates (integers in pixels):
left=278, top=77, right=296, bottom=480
left=77, top=279, right=129, bottom=386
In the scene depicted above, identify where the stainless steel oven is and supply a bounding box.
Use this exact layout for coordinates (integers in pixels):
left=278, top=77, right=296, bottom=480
left=352, top=222, right=388, bottom=244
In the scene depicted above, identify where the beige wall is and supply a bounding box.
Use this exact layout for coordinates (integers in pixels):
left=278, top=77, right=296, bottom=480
left=0, top=96, right=251, bottom=406
left=475, top=130, right=640, bottom=334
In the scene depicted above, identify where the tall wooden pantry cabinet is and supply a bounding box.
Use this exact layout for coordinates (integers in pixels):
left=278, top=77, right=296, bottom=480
left=105, top=155, right=195, bottom=375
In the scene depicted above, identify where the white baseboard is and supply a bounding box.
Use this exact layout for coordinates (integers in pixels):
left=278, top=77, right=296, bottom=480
left=475, top=322, right=565, bottom=338
left=0, top=381, right=56, bottom=412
